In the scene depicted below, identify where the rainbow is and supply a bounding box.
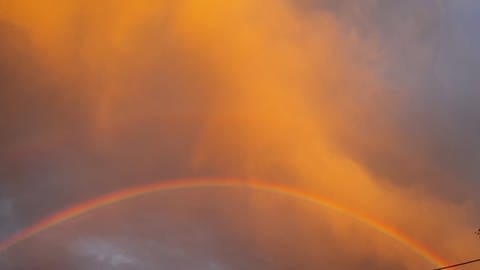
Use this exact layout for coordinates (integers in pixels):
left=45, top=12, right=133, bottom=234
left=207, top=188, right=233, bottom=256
left=0, top=178, right=447, bottom=267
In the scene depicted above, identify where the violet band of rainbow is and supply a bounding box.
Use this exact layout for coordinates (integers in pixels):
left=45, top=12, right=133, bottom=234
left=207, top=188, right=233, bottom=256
left=0, top=178, right=448, bottom=267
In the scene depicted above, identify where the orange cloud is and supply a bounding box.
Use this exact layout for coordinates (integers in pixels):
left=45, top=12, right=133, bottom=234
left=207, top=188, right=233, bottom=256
left=1, top=1, right=478, bottom=269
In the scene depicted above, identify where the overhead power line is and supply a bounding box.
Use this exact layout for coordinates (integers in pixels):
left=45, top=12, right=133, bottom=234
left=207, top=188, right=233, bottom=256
left=432, top=258, right=480, bottom=270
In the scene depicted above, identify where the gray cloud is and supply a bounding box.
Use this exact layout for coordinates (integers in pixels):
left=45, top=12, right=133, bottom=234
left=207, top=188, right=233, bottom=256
left=1, top=190, right=411, bottom=269
left=70, top=238, right=140, bottom=269
left=333, top=1, right=480, bottom=204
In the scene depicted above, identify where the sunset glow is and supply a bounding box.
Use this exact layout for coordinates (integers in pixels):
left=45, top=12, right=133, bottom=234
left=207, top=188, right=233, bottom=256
left=1, top=1, right=479, bottom=269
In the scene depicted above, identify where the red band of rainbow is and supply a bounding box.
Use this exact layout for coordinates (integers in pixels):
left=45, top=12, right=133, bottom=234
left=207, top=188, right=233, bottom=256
left=0, top=178, right=448, bottom=267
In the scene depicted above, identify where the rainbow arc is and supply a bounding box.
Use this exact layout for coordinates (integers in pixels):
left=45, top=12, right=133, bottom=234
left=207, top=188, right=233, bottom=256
left=0, top=178, right=448, bottom=268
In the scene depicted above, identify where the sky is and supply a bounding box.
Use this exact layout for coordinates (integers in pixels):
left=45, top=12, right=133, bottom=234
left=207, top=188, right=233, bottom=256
left=0, top=1, right=480, bottom=269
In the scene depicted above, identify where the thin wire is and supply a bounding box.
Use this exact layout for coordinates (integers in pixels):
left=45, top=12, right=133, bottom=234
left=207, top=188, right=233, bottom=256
left=432, top=258, right=480, bottom=270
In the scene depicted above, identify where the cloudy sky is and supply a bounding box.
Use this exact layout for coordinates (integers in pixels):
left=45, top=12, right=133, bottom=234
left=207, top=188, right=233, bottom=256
left=0, top=1, right=480, bottom=269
